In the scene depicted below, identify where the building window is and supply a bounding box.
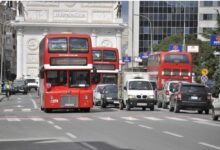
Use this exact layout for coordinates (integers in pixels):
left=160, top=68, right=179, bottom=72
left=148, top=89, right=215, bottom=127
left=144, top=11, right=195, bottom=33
left=203, top=1, right=213, bottom=7
left=203, top=14, right=213, bottom=20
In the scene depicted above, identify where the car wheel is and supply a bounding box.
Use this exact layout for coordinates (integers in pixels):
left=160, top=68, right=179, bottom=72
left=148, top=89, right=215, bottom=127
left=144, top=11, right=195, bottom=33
left=142, top=107, right=146, bottom=111
left=119, top=101, right=124, bottom=110
left=150, top=105, right=154, bottom=111
left=126, top=103, right=130, bottom=111
left=169, top=105, right=174, bottom=112
left=101, top=100, right=106, bottom=108
left=174, top=102, right=180, bottom=113
left=204, top=109, right=209, bottom=114
left=198, top=110, right=203, bottom=114
left=157, top=101, right=162, bottom=108
left=162, top=101, right=168, bottom=109
left=212, top=108, right=218, bottom=121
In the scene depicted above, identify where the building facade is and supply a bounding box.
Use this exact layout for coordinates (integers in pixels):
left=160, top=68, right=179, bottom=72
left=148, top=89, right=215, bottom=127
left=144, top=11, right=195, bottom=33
left=0, top=2, right=17, bottom=81
left=13, top=1, right=125, bottom=79
left=128, top=1, right=220, bottom=68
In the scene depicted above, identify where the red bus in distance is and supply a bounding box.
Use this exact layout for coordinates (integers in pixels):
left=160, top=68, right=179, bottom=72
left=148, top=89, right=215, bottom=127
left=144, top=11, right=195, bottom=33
left=39, top=33, right=93, bottom=112
left=92, top=47, right=119, bottom=89
left=147, top=52, right=192, bottom=90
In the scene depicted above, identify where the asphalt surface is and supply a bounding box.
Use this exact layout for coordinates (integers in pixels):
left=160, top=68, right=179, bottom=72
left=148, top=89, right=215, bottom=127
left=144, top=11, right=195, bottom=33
left=0, top=91, right=220, bottom=150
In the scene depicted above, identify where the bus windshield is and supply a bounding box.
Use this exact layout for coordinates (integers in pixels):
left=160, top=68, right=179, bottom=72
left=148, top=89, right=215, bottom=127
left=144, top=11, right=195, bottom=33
left=46, top=70, right=67, bottom=85
left=92, top=50, right=102, bottom=61
left=69, top=38, right=88, bottom=53
left=164, top=54, right=189, bottom=63
left=102, top=74, right=117, bottom=84
left=103, top=51, right=116, bottom=61
left=48, top=38, right=67, bottom=53
left=69, top=70, right=90, bottom=87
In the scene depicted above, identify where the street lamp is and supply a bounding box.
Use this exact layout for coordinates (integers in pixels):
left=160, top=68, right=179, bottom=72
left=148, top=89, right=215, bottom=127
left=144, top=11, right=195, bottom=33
left=134, top=14, right=153, bottom=54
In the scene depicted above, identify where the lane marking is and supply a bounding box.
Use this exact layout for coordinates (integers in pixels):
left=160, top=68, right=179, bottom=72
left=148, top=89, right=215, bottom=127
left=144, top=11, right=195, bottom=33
left=190, top=118, right=209, bottom=122
left=199, top=142, right=220, bottom=150
left=66, top=132, right=77, bottom=139
left=17, top=98, right=21, bottom=100
left=99, top=117, right=116, bottom=121
left=4, top=109, right=13, bottom=112
left=125, top=121, right=135, bottom=124
left=77, top=117, right=93, bottom=121
left=163, top=131, right=184, bottom=138
left=81, top=142, right=98, bottom=150
left=53, top=118, right=69, bottom=121
left=48, top=121, right=55, bottom=125
left=121, top=117, right=139, bottom=121
left=16, top=105, right=23, bottom=108
left=29, top=94, right=38, bottom=109
left=166, top=117, right=188, bottom=121
left=31, top=118, right=44, bottom=122
left=7, top=118, right=21, bottom=122
left=22, top=108, right=31, bottom=112
left=144, top=117, right=163, bottom=121
left=54, top=125, right=62, bottom=130
left=138, top=124, right=153, bottom=130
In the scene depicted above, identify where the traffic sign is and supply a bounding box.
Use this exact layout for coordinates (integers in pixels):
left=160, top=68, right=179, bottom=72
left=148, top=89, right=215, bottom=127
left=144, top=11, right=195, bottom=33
left=201, top=68, right=208, bottom=76
left=201, top=75, right=208, bottom=83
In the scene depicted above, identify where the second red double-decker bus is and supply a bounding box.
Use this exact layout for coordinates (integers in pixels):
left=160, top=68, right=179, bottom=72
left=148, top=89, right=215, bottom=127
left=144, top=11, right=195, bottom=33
left=147, top=52, right=192, bottom=90
left=39, top=33, right=93, bottom=112
left=91, top=47, right=119, bottom=89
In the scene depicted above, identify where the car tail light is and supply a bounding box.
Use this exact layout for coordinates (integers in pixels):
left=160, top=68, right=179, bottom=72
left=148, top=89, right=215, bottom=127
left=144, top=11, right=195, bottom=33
left=166, top=90, right=169, bottom=95
left=46, top=83, right=52, bottom=91
left=207, top=93, right=212, bottom=101
left=177, top=93, right=182, bottom=100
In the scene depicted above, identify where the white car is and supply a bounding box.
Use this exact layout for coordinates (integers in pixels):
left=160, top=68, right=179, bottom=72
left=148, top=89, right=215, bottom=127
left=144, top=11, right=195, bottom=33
left=93, top=84, right=106, bottom=106
left=212, top=93, right=220, bottom=121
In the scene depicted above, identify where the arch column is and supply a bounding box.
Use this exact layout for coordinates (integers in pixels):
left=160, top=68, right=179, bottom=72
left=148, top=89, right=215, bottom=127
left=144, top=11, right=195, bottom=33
left=16, top=28, right=23, bottom=79
left=116, top=29, right=122, bottom=70
left=91, top=29, right=97, bottom=47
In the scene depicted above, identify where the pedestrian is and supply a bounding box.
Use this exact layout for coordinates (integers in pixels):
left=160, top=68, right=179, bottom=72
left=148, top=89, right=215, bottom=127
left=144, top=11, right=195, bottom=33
left=4, top=81, right=12, bottom=98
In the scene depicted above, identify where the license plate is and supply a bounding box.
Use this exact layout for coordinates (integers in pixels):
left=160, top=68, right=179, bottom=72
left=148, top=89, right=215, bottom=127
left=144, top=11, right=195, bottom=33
left=191, top=96, right=198, bottom=100
left=137, top=103, right=147, bottom=106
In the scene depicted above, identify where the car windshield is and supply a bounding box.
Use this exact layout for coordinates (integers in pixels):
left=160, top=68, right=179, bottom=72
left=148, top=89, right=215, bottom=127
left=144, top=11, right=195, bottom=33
left=26, top=79, right=36, bottom=83
left=105, top=85, right=117, bottom=93
left=181, top=85, right=206, bottom=93
left=13, top=80, right=24, bottom=86
left=129, top=81, right=152, bottom=90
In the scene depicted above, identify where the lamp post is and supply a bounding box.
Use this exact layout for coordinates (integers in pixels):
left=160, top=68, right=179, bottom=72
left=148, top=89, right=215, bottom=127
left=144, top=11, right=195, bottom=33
left=134, top=14, right=153, bottom=54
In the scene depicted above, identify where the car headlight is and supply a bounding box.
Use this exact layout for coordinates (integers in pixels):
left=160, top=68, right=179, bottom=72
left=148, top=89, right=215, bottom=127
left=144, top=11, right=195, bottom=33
left=148, top=95, right=154, bottom=99
left=128, top=95, right=136, bottom=99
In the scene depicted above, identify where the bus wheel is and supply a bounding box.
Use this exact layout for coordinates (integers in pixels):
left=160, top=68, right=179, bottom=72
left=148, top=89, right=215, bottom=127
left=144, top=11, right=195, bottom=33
left=44, top=108, right=52, bottom=113
left=83, top=108, right=90, bottom=113
left=119, top=101, right=124, bottom=110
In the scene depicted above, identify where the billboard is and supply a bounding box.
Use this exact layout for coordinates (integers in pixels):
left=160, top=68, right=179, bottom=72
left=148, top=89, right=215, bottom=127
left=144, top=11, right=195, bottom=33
left=168, top=44, right=182, bottom=52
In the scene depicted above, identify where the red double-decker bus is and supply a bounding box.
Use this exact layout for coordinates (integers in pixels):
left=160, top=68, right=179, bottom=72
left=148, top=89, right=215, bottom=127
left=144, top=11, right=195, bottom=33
left=39, top=33, right=93, bottom=112
left=91, top=47, right=119, bottom=89
left=147, top=52, right=192, bottom=90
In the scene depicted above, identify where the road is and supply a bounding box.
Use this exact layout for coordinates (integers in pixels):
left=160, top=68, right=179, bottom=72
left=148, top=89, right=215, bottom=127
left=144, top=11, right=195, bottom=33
left=0, top=91, right=220, bottom=150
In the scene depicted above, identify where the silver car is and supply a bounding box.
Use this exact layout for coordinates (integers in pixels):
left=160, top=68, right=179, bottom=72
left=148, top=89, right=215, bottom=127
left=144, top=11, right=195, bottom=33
left=212, top=93, right=220, bottom=121
left=157, top=80, right=189, bottom=109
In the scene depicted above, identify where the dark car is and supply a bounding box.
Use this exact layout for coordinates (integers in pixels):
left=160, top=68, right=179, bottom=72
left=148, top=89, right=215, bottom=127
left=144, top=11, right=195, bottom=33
left=169, top=83, right=212, bottom=114
left=100, top=84, right=118, bottom=108
left=11, top=79, right=28, bottom=94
